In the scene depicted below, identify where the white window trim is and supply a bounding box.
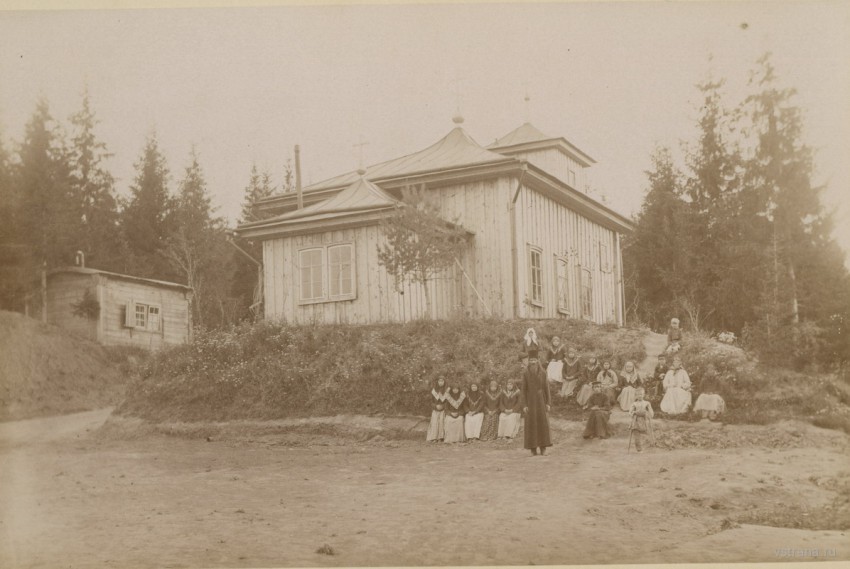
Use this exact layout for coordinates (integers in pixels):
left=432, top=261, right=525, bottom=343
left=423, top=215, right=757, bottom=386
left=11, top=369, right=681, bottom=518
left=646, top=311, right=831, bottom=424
left=527, top=244, right=544, bottom=308
left=554, top=254, right=570, bottom=315
left=328, top=243, right=357, bottom=302
left=580, top=266, right=593, bottom=321
left=297, top=242, right=357, bottom=306
left=124, top=300, right=163, bottom=333
left=298, top=247, right=326, bottom=304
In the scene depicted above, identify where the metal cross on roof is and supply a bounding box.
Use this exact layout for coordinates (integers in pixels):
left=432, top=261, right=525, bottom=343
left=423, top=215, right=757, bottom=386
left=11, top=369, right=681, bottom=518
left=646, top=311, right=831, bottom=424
left=353, top=137, right=370, bottom=170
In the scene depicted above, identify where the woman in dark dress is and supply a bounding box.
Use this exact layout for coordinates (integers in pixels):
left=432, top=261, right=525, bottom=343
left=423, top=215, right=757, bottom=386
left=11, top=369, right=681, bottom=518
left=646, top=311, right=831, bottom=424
left=521, top=358, right=552, bottom=456
left=583, top=382, right=611, bottom=439
left=480, top=380, right=502, bottom=441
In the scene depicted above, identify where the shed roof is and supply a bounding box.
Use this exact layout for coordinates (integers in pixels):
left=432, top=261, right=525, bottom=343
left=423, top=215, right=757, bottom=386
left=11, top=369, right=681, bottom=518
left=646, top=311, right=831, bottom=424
left=48, top=267, right=193, bottom=292
left=301, top=126, right=514, bottom=193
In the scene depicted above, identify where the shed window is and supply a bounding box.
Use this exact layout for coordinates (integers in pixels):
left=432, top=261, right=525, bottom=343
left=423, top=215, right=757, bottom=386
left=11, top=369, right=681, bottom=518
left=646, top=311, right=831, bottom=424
left=298, top=243, right=356, bottom=304
left=125, top=301, right=162, bottom=332
left=528, top=246, right=543, bottom=307
left=580, top=267, right=593, bottom=320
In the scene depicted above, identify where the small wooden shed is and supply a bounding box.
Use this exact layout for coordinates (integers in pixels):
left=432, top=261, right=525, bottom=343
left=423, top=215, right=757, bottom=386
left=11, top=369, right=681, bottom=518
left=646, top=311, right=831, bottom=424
left=43, top=267, right=193, bottom=349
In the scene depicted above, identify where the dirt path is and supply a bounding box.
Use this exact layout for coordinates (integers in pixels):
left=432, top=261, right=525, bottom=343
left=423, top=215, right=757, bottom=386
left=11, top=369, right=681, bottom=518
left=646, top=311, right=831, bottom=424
left=0, top=407, right=113, bottom=448
left=1, top=410, right=848, bottom=568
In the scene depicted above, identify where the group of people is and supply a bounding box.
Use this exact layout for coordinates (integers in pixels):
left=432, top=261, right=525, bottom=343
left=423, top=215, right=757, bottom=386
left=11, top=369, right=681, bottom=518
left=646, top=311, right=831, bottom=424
left=425, top=322, right=729, bottom=455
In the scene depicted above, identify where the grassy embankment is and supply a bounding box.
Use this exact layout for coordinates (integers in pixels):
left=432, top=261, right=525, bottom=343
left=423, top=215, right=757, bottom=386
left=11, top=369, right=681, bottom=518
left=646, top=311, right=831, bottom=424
left=0, top=310, right=145, bottom=421
left=117, top=318, right=645, bottom=422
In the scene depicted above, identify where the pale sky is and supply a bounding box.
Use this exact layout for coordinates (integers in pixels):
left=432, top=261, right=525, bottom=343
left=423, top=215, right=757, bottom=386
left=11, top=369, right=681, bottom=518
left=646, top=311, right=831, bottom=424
left=1, top=2, right=848, bottom=261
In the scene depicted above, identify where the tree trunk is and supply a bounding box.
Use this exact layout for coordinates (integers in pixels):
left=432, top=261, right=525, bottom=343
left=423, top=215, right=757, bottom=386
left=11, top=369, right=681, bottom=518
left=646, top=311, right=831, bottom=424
left=788, top=261, right=799, bottom=324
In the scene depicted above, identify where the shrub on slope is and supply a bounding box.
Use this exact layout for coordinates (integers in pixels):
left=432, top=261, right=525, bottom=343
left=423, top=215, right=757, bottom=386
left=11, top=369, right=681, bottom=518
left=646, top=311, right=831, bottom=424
left=118, top=318, right=646, bottom=422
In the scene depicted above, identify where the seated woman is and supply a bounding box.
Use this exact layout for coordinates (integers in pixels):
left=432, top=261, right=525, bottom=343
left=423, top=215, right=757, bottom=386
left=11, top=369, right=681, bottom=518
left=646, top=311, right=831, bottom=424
left=464, top=382, right=484, bottom=440
left=665, top=318, right=683, bottom=355
left=545, top=336, right=566, bottom=391
left=693, top=363, right=726, bottom=420
left=617, top=360, right=643, bottom=411
left=561, top=348, right=582, bottom=398
left=583, top=382, right=611, bottom=439
left=576, top=356, right=601, bottom=408
left=596, top=360, right=619, bottom=408
left=443, top=383, right=467, bottom=443
left=660, top=356, right=692, bottom=415
left=497, top=380, right=522, bottom=439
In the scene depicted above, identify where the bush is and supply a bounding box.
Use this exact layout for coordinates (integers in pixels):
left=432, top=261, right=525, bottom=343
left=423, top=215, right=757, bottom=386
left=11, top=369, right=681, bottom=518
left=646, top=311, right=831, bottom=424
left=118, top=318, right=646, bottom=422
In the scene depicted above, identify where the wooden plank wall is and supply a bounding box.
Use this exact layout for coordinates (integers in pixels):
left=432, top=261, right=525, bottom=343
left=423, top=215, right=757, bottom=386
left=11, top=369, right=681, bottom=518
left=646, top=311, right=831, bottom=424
left=515, top=186, right=620, bottom=325
left=100, top=277, right=191, bottom=349
left=46, top=274, right=98, bottom=340
left=263, top=225, right=464, bottom=325
left=512, top=148, right=586, bottom=191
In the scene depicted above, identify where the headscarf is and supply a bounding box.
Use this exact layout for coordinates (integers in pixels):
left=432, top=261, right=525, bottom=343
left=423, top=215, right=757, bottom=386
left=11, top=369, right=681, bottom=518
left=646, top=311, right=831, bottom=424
left=466, top=382, right=482, bottom=404
left=524, top=328, right=539, bottom=346
left=621, top=361, right=640, bottom=384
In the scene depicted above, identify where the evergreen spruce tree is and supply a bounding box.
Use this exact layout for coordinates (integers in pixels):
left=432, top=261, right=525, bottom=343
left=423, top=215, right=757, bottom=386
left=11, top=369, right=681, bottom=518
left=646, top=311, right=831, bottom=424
left=121, top=134, right=175, bottom=279
left=68, top=87, right=121, bottom=271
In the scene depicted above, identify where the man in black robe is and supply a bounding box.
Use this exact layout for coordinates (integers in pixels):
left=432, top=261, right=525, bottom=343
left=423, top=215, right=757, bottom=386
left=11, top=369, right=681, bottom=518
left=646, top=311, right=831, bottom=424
left=522, top=357, right=552, bottom=456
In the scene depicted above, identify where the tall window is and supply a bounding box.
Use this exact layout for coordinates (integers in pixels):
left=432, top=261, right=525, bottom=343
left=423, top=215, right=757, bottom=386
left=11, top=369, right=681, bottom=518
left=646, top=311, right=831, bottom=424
left=555, top=255, right=570, bottom=314
left=328, top=244, right=354, bottom=299
left=528, top=246, right=543, bottom=307
left=599, top=240, right=610, bottom=273
left=298, top=243, right=356, bottom=304
left=299, top=248, right=325, bottom=301
left=580, top=267, right=593, bottom=320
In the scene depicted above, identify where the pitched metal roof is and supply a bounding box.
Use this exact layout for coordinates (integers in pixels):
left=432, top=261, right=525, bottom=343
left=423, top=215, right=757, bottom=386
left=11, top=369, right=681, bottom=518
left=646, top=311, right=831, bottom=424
left=261, top=175, right=399, bottom=224
left=302, top=127, right=514, bottom=193
left=488, top=122, right=553, bottom=148
left=488, top=122, right=596, bottom=166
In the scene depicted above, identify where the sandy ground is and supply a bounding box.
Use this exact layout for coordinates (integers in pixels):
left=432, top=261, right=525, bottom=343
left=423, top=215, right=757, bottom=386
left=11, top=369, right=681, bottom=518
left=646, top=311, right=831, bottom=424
left=1, top=408, right=848, bottom=568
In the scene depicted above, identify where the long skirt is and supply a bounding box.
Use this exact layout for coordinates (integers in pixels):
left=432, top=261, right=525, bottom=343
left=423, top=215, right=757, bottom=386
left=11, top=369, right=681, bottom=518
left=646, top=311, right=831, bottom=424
left=547, top=361, right=564, bottom=384
left=444, top=414, right=466, bottom=443
left=660, top=387, right=692, bottom=415
left=464, top=412, right=484, bottom=439
left=604, top=388, right=617, bottom=408
left=561, top=378, right=578, bottom=397
left=618, top=386, right=637, bottom=411
left=583, top=409, right=610, bottom=438
left=426, top=410, right=445, bottom=441
left=480, top=411, right=499, bottom=441
left=576, top=383, right=594, bottom=407
left=694, top=393, right=726, bottom=414
left=497, top=412, right=521, bottom=438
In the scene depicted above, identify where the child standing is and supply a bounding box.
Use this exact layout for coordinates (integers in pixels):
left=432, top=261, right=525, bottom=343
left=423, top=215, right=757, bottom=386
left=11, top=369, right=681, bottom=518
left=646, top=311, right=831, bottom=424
left=443, top=384, right=467, bottom=443
left=498, top=380, right=522, bottom=439
left=628, top=388, right=654, bottom=452
left=480, top=380, right=502, bottom=441
left=561, top=348, right=582, bottom=398
left=464, top=382, right=484, bottom=440
left=576, top=356, right=601, bottom=408
left=582, top=382, right=611, bottom=439
left=426, top=377, right=448, bottom=442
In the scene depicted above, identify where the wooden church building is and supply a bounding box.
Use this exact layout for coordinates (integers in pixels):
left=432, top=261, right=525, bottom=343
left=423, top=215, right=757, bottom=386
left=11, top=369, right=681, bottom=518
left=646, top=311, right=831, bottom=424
left=237, top=119, right=633, bottom=326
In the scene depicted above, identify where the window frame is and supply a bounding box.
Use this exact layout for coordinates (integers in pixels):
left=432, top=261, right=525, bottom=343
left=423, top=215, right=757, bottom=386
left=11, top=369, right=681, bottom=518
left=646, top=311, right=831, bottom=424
left=528, top=244, right=544, bottom=308
left=125, top=300, right=162, bottom=332
left=580, top=266, right=593, bottom=320
left=297, top=242, right=357, bottom=305
left=554, top=254, right=570, bottom=315
left=599, top=239, right=611, bottom=273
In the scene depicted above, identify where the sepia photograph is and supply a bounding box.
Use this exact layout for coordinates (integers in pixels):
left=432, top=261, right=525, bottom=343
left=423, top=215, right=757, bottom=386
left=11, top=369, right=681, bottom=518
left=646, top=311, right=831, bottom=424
left=1, top=1, right=848, bottom=567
